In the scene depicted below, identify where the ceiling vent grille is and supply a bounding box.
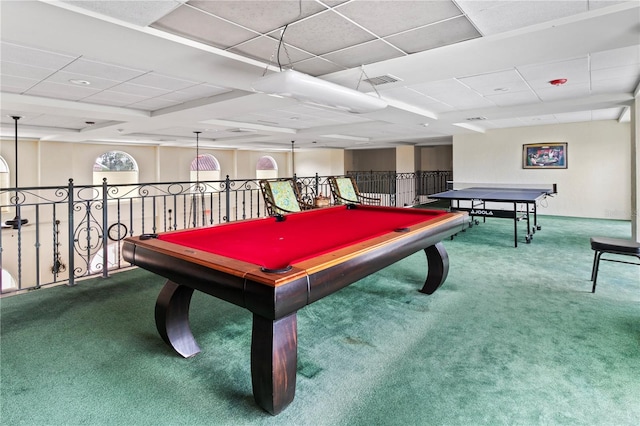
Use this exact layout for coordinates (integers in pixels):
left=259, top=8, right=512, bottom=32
left=363, top=74, right=402, bottom=86
left=466, top=116, right=487, bottom=121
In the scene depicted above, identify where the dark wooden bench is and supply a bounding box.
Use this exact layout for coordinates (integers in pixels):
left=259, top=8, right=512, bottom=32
left=590, top=237, right=640, bottom=293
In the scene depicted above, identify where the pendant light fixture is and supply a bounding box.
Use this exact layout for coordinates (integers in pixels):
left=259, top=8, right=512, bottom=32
left=5, top=116, right=28, bottom=229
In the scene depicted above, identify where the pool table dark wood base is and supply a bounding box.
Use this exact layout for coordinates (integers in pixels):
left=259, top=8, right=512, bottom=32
left=152, top=242, right=450, bottom=414
left=123, top=205, right=466, bottom=415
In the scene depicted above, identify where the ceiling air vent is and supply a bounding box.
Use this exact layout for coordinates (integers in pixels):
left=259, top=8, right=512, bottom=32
left=363, top=74, right=402, bottom=86
left=466, top=116, right=487, bottom=121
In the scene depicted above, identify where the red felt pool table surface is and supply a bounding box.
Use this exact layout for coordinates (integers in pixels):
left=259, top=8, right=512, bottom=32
left=158, top=205, right=449, bottom=270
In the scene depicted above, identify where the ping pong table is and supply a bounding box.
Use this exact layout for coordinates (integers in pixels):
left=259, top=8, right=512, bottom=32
left=428, top=184, right=557, bottom=247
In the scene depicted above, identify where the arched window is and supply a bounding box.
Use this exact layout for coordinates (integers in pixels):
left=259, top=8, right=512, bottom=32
left=190, top=154, right=221, bottom=183
left=256, top=156, right=278, bottom=179
left=92, top=151, right=138, bottom=185
left=0, top=156, right=10, bottom=213
left=1, top=268, right=17, bottom=291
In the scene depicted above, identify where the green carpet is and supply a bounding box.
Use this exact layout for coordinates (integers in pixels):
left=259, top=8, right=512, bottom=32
left=1, top=216, right=638, bottom=425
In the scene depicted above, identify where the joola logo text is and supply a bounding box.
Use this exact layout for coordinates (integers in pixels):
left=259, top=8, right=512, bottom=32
left=470, top=210, right=494, bottom=216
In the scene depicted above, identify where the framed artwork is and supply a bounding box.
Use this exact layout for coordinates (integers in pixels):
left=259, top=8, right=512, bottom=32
left=523, top=142, right=567, bottom=169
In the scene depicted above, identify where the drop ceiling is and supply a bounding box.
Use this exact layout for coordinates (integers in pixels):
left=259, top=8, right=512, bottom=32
left=0, top=0, right=638, bottom=151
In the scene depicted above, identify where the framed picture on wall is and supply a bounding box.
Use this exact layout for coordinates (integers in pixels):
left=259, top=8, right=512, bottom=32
left=523, top=142, right=567, bottom=169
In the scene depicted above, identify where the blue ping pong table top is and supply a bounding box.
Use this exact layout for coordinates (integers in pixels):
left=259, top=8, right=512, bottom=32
left=429, top=186, right=555, bottom=203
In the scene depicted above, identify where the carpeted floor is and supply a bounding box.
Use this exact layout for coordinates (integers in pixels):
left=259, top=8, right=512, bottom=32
left=1, top=215, right=638, bottom=425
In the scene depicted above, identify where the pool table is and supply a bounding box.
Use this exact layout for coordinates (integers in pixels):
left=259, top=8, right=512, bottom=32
left=122, top=204, right=467, bottom=415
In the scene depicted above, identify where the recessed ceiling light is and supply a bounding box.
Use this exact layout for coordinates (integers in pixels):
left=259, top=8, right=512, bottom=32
left=69, top=79, right=91, bottom=86
left=422, top=123, right=430, bottom=127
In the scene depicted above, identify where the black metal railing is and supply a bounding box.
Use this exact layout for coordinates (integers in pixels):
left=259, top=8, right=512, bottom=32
left=0, top=171, right=451, bottom=294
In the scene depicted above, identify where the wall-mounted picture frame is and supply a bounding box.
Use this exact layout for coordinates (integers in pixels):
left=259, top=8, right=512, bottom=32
left=523, top=142, right=567, bottom=169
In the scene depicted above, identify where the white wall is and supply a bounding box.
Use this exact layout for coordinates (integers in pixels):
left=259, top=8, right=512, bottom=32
left=420, top=145, right=453, bottom=170
left=453, top=120, right=631, bottom=220
left=345, top=148, right=395, bottom=171
left=294, top=149, right=345, bottom=177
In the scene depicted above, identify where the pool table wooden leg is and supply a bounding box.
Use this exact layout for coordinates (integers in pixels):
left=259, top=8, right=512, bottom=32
left=155, top=280, right=201, bottom=358
left=251, top=312, right=298, bottom=415
left=420, top=242, right=449, bottom=295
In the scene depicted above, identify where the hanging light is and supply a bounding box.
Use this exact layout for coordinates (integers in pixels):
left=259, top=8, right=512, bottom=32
left=252, top=69, right=388, bottom=114
left=5, top=116, right=28, bottom=229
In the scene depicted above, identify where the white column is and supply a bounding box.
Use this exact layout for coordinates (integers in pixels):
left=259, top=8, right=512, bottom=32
left=631, top=97, right=639, bottom=241
left=395, top=145, right=415, bottom=173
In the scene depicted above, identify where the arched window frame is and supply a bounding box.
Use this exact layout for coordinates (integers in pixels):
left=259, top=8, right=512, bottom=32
left=256, top=155, right=278, bottom=179
left=0, top=156, right=10, bottom=213
left=92, top=151, right=139, bottom=186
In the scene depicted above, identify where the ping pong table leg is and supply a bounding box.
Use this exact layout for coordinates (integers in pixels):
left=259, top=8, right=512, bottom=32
left=525, top=203, right=532, bottom=243
left=513, top=203, right=518, bottom=247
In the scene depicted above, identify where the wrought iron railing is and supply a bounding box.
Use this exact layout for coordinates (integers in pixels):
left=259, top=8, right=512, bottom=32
left=0, top=171, right=451, bottom=294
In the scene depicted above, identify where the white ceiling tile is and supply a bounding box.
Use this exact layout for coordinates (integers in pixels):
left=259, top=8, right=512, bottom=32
left=484, top=118, right=525, bottom=129
left=0, top=75, right=40, bottom=93
left=61, top=57, right=147, bottom=81
left=591, top=64, right=640, bottom=82
left=385, top=16, right=480, bottom=54
left=84, top=90, right=148, bottom=106
left=411, top=79, right=494, bottom=109
left=591, top=45, right=640, bottom=70
left=108, top=82, right=170, bottom=97
left=591, top=77, right=638, bottom=94
left=336, top=0, right=463, bottom=37
left=419, top=102, right=456, bottom=113
left=47, top=70, right=120, bottom=90
left=1, top=61, right=55, bottom=80
left=457, top=1, right=587, bottom=36
left=517, top=57, right=589, bottom=88
left=162, top=84, right=231, bottom=102
left=26, top=81, right=101, bottom=100
left=189, top=0, right=325, bottom=34
left=518, top=115, right=559, bottom=126
left=485, top=90, right=541, bottom=107
left=61, top=0, right=187, bottom=27
left=127, top=73, right=199, bottom=91
left=379, top=87, right=443, bottom=106
left=229, top=36, right=314, bottom=67
left=0, top=42, right=77, bottom=70
left=273, top=10, right=376, bottom=56
left=534, top=82, right=591, bottom=101
left=152, top=6, right=257, bottom=49
left=322, top=40, right=405, bottom=69
left=457, top=69, right=530, bottom=95
left=289, top=57, right=346, bottom=76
